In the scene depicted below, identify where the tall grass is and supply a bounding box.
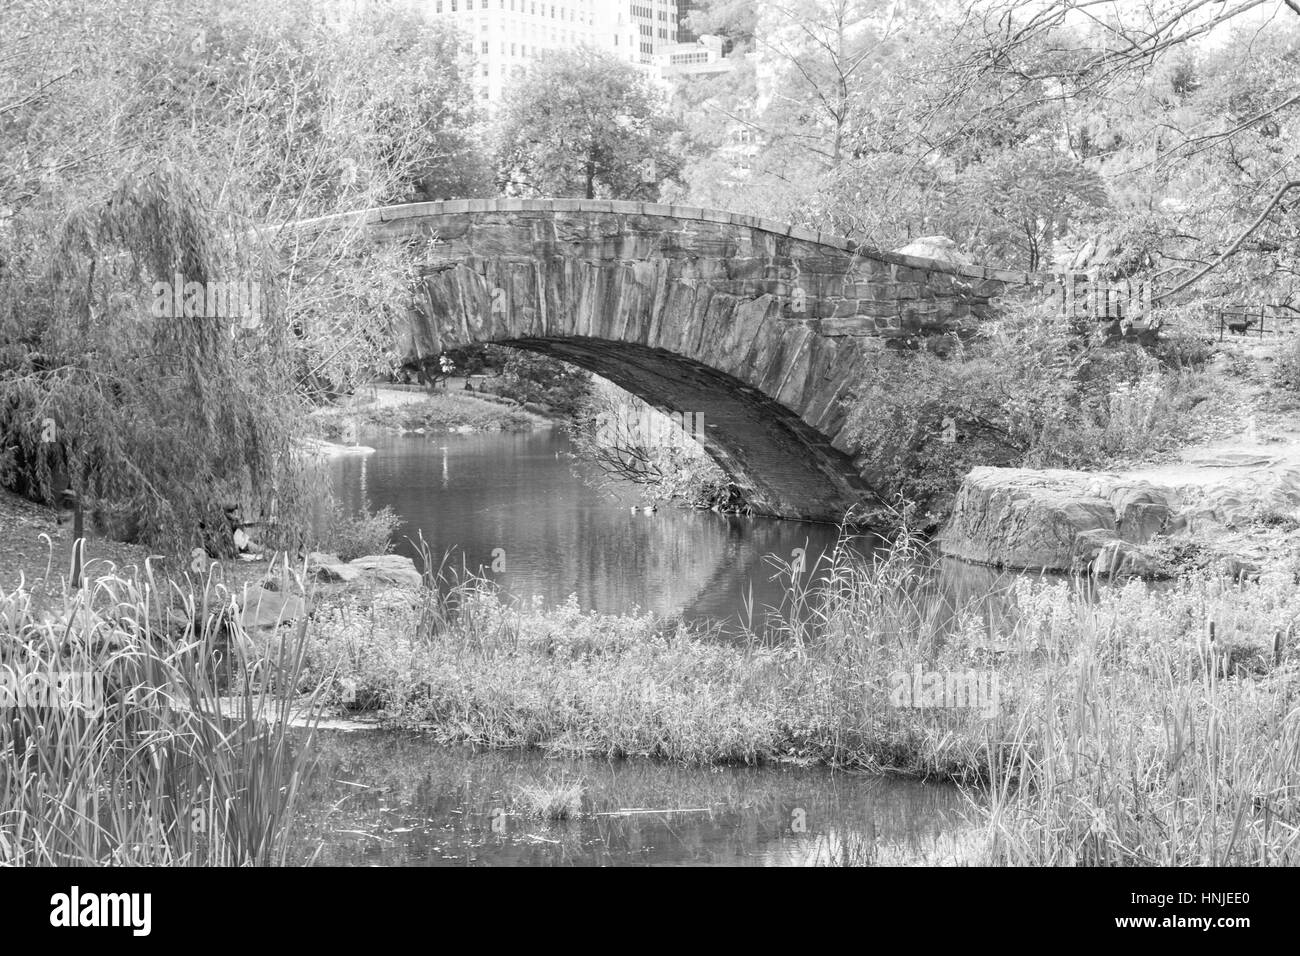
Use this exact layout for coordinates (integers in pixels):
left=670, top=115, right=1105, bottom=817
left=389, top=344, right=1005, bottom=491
left=295, top=530, right=1021, bottom=776
left=980, top=578, right=1300, bottom=865
left=514, top=778, right=586, bottom=820
left=21, top=530, right=1297, bottom=865
left=295, top=527, right=1300, bottom=865
left=0, top=562, right=327, bottom=865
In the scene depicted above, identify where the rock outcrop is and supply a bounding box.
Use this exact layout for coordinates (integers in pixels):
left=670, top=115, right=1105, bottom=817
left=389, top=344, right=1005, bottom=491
left=307, top=553, right=423, bottom=590
left=940, top=457, right=1300, bottom=576
left=939, top=468, right=1177, bottom=572
left=239, top=588, right=312, bottom=631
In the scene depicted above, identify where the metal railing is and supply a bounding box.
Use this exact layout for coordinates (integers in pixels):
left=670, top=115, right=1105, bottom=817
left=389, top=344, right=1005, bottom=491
left=1217, top=304, right=1300, bottom=340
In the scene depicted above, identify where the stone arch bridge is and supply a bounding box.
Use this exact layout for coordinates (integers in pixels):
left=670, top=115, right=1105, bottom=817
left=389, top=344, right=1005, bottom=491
left=286, top=199, right=1030, bottom=521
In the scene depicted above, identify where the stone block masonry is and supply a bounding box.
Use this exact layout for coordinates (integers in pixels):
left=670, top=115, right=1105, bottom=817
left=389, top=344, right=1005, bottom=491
left=282, top=200, right=1017, bottom=521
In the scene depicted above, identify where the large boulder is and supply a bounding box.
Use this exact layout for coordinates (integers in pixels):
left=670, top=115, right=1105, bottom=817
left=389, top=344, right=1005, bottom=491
left=305, top=552, right=361, bottom=584
left=343, top=554, right=423, bottom=590
left=893, top=235, right=970, bottom=265
left=940, top=456, right=1300, bottom=577
left=939, top=467, right=1175, bottom=572
left=239, top=588, right=311, bottom=631
left=304, top=552, right=422, bottom=589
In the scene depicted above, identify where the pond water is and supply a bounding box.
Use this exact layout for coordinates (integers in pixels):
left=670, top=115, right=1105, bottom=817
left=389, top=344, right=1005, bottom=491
left=294, top=733, right=978, bottom=867
left=328, top=426, right=1025, bottom=628
left=318, top=422, right=1011, bottom=866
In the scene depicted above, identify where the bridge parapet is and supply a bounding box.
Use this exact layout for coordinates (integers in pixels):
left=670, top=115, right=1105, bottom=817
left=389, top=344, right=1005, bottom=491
left=283, top=199, right=1025, bottom=346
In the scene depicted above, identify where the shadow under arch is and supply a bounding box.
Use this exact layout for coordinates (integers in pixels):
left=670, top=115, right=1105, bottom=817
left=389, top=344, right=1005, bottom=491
left=498, top=336, right=875, bottom=521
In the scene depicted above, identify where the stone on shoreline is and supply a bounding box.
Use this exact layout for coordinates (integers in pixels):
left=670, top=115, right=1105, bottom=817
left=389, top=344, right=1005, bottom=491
left=239, top=588, right=311, bottom=631
left=306, top=552, right=422, bottom=589
left=346, top=554, right=423, bottom=589
left=306, top=552, right=361, bottom=583
left=940, top=462, right=1300, bottom=578
left=938, top=467, right=1175, bottom=572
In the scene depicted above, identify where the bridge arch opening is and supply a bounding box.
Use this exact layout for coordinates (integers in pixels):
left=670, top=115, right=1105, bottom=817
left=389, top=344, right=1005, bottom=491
left=492, top=336, right=876, bottom=521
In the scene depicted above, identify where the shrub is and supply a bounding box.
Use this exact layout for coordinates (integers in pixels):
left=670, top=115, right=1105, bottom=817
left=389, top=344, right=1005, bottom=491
left=1276, top=335, right=1300, bottom=393
left=843, top=310, right=1082, bottom=523
left=1099, top=373, right=1165, bottom=456
left=363, top=394, right=535, bottom=433
left=842, top=306, right=1217, bottom=525
left=514, top=780, right=585, bottom=820
left=1154, top=325, right=1216, bottom=369
left=318, top=501, right=402, bottom=561
left=488, top=350, right=592, bottom=417
left=566, top=382, right=734, bottom=509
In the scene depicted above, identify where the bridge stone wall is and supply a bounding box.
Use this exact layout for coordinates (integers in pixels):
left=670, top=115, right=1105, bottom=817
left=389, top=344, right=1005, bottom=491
left=289, top=199, right=1024, bottom=521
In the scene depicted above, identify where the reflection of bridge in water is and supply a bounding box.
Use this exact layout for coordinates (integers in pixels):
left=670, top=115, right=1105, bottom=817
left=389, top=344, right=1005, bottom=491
left=288, top=199, right=1030, bottom=521
left=329, top=428, right=1029, bottom=629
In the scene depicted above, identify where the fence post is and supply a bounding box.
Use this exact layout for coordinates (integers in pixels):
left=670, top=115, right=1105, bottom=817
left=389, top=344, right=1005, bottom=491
left=65, top=488, right=84, bottom=589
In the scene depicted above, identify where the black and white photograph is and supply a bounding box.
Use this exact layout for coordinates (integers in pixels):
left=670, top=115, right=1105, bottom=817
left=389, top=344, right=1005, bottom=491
left=0, top=0, right=1295, bottom=911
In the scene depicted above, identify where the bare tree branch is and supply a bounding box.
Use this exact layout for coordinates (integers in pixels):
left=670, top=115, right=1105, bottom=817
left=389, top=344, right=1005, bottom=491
left=1156, top=180, right=1300, bottom=302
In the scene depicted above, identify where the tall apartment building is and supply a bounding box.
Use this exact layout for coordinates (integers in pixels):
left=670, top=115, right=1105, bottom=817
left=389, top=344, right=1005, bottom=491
left=421, top=0, right=683, bottom=102
left=323, top=0, right=720, bottom=102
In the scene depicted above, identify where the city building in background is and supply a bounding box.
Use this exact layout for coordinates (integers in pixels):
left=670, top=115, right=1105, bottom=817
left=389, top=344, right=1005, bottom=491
left=417, top=0, right=716, bottom=102
left=654, top=34, right=733, bottom=80
left=322, top=0, right=730, bottom=103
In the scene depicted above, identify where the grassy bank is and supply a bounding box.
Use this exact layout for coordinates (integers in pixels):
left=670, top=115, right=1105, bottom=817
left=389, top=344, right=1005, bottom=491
left=316, top=388, right=545, bottom=437
left=289, top=536, right=1300, bottom=865
left=5, top=537, right=1298, bottom=865
left=0, top=569, right=324, bottom=865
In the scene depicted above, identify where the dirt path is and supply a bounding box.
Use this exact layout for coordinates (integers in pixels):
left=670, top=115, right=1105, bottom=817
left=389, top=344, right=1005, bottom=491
left=0, top=491, right=157, bottom=597
left=1090, top=335, right=1300, bottom=574
left=0, top=489, right=277, bottom=607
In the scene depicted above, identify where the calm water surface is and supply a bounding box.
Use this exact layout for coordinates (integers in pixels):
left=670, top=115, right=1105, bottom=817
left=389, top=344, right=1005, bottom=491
left=329, top=426, right=1021, bottom=627
left=295, top=734, right=976, bottom=867
left=318, top=424, right=1008, bottom=865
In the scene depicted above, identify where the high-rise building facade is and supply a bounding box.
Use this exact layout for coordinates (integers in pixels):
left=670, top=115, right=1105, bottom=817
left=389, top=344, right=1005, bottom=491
left=422, top=0, right=683, bottom=102
left=324, top=0, right=720, bottom=102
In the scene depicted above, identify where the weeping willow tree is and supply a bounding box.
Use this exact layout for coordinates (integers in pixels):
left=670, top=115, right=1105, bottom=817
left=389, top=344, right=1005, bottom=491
left=0, top=165, right=315, bottom=552
left=0, top=0, right=490, bottom=553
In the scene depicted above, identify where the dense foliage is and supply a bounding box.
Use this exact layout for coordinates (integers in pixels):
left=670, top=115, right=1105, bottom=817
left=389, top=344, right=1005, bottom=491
left=680, top=0, right=1300, bottom=307
left=488, top=351, right=593, bottom=418
left=6, top=0, right=1299, bottom=540
left=495, top=49, right=687, bottom=200
left=0, top=0, right=489, bottom=548
left=845, top=308, right=1216, bottom=524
